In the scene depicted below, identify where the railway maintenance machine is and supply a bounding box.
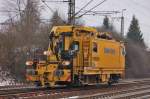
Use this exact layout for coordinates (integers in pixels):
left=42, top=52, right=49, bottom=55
left=26, top=26, right=125, bottom=87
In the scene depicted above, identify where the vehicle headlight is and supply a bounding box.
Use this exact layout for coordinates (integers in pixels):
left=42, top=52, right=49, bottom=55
left=26, top=61, right=33, bottom=66
left=62, top=61, right=70, bottom=66
left=43, top=51, right=47, bottom=55
left=43, top=51, right=52, bottom=56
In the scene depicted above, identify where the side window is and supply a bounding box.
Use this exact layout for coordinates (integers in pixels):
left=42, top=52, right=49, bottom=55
left=104, top=48, right=115, bottom=55
left=93, top=42, right=98, bottom=52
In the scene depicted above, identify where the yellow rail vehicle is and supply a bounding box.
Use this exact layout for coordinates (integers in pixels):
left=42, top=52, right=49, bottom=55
left=26, top=26, right=125, bottom=87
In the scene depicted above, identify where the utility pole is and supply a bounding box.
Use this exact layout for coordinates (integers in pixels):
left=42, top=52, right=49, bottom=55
left=42, top=0, right=75, bottom=24
left=121, top=9, right=126, bottom=37
left=111, top=9, right=126, bottom=37
left=68, top=0, right=75, bottom=25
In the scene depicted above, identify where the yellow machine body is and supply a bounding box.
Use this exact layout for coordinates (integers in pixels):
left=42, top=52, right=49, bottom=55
left=26, top=26, right=125, bottom=87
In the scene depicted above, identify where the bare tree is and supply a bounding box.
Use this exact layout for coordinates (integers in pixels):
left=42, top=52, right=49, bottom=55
left=0, top=0, right=42, bottom=82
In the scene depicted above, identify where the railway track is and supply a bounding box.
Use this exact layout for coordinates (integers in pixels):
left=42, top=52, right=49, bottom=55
left=78, top=85, right=150, bottom=99
left=0, top=79, right=150, bottom=99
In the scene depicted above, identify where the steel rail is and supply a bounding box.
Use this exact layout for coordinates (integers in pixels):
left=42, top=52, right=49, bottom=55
left=1, top=79, right=150, bottom=99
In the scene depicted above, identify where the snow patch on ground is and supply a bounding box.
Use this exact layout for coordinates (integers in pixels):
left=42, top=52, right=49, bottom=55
left=0, top=67, right=15, bottom=86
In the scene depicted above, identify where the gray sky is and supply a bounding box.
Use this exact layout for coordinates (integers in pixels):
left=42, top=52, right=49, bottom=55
left=0, top=0, right=150, bottom=46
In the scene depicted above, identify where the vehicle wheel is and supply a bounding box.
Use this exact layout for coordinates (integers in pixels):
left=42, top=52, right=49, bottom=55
left=108, top=81, right=112, bottom=87
left=35, top=81, right=42, bottom=88
left=45, top=83, right=51, bottom=88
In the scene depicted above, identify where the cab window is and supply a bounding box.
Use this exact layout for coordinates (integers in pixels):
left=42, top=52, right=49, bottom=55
left=93, top=42, right=98, bottom=52
left=71, top=41, right=79, bottom=51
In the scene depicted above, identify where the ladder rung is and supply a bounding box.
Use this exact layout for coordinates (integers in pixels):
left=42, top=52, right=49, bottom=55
left=83, top=44, right=89, bottom=45
left=83, top=42, right=90, bottom=44
left=84, top=47, right=89, bottom=48
left=83, top=41, right=90, bottom=43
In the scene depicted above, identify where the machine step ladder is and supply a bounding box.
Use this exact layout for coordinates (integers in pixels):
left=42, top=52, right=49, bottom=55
left=78, top=39, right=90, bottom=82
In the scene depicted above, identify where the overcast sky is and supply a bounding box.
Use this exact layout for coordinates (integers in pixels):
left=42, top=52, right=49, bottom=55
left=0, top=0, right=150, bottom=46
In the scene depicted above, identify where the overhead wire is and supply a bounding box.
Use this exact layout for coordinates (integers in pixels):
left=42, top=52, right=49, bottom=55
left=109, top=0, right=150, bottom=32
left=40, top=0, right=69, bottom=24
left=41, top=0, right=54, bottom=13
left=76, top=7, right=120, bottom=15
left=75, top=0, right=95, bottom=16
left=77, top=0, right=107, bottom=18
left=0, top=13, right=20, bottom=25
